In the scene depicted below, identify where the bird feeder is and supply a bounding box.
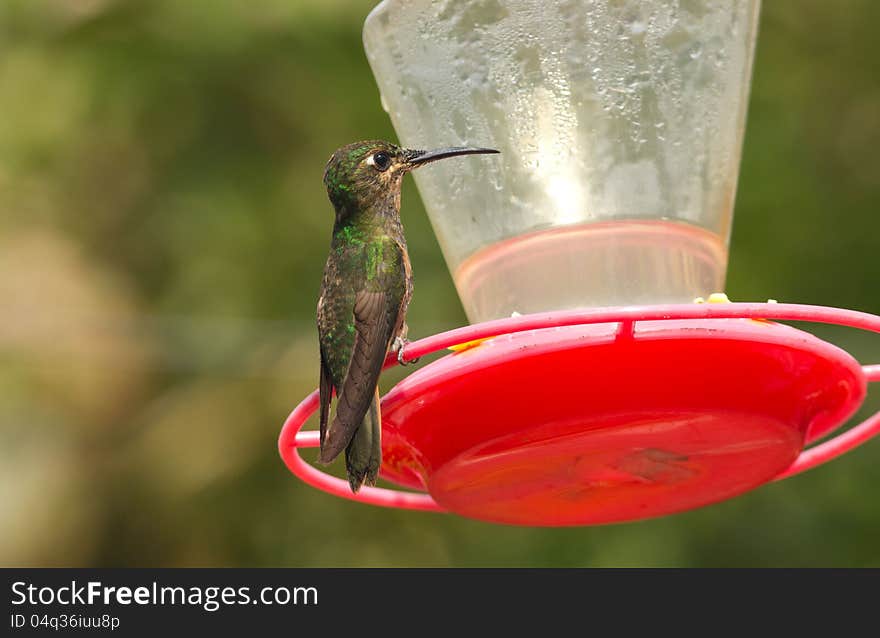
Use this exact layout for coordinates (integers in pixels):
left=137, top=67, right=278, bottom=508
left=279, top=0, right=880, bottom=525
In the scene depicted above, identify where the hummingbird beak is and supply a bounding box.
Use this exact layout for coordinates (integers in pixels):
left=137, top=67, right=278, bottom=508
left=404, top=146, right=500, bottom=169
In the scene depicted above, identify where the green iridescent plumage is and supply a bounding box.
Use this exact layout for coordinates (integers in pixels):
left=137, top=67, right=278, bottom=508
left=316, top=139, right=499, bottom=492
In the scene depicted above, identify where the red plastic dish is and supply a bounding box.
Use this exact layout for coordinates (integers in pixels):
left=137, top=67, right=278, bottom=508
left=279, top=303, right=880, bottom=526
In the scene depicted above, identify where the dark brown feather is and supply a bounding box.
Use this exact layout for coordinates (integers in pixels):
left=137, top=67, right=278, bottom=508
left=318, top=289, right=397, bottom=463
left=318, top=349, right=333, bottom=448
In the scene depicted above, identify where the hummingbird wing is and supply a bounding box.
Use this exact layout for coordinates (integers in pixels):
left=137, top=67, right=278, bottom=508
left=318, top=347, right=334, bottom=448
left=319, top=288, right=399, bottom=464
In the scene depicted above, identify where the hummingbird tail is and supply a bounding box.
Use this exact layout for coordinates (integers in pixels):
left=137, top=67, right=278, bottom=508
left=344, top=388, right=382, bottom=493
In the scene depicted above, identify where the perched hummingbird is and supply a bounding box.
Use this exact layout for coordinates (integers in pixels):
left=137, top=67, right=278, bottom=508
left=318, top=140, right=499, bottom=492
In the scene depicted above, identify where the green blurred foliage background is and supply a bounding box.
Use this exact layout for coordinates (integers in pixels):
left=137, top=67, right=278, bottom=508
left=1, top=0, right=878, bottom=567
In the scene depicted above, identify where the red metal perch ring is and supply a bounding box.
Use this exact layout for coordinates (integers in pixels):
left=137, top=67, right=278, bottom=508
left=279, top=303, right=880, bottom=522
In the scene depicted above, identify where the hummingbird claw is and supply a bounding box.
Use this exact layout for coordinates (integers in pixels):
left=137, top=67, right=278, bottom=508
left=393, top=336, right=420, bottom=366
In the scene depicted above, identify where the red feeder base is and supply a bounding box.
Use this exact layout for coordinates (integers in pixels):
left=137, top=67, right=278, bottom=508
left=381, top=319, right=863, bottom=525
left=280, top=304, right=880, bottom=526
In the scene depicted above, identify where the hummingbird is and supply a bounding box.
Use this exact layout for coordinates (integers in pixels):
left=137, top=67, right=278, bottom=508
left=317, top=140, right=499, bottom=492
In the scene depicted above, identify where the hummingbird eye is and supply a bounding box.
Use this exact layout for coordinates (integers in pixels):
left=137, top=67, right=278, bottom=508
left=370, top=151, right=391, bottom=172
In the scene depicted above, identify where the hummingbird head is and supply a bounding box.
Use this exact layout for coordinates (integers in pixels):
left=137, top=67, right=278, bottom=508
left=323, top=139, right=498, bottom=217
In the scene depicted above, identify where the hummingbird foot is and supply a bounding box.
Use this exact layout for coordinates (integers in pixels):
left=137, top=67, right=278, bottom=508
left=392, top=336, right=420, bottom=366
